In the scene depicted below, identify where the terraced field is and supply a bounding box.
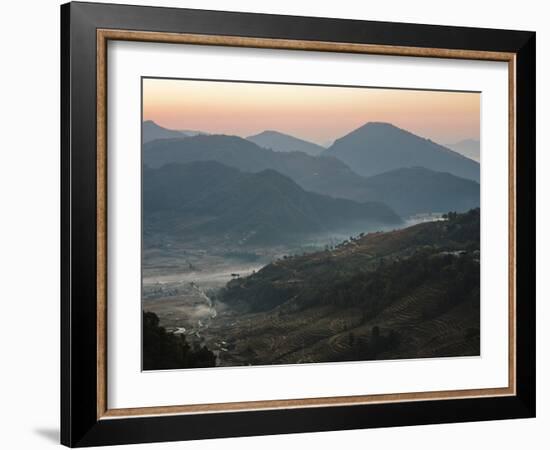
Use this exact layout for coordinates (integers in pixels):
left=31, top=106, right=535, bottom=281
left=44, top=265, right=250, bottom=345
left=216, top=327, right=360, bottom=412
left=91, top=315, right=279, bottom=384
left=206, top=210, right=480, bottom=366
left=203, top=272, right=479, bottom=367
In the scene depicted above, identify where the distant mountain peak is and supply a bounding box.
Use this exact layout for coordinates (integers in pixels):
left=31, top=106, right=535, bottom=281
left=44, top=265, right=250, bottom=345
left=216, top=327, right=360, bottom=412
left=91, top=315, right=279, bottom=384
left=444, top=138, right=480, bottom=162
left=359, top=121, right=397, bottom=128
left=142, top=121, right=209, bottom=143
left=325, top=122, right=480, bottom=182
left=331, top=122, right=429, bottom=150
left=340, top=122, right=416, bottom=139
left=251, top=130, right=285, bottom=137
left=193, top=133, right=269, bottom=149
left=246, top=130, right=325, bottom=156
left=142, top=120, right=188, bottom=144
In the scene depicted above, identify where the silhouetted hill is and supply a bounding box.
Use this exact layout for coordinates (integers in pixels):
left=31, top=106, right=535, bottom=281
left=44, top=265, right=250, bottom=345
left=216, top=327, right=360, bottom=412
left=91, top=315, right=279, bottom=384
left=143, top=134, right=375, bottom=201
left=247, top=130, right=326, bottom=156
left=142, top=311, right=216, bottom=370
left=143, top=121, right=208, bottom=143
left=144, top=134, right=280, bottom=170
left=221, top=208, right=479, bottom=311
left=361, top=167, right=479, bottom=216
left=212, top=209, right=480, bottom=364
left=143, top=161, right=401, bottom=244
left=178, top=129, right=208, bottom=136
left=144, top=134, right=479, bottom=217
left=325, top=122, right=480, bottom=181
left=445, top=139, right=480, bottom=162
left=143, top=120, right=188, bottom=143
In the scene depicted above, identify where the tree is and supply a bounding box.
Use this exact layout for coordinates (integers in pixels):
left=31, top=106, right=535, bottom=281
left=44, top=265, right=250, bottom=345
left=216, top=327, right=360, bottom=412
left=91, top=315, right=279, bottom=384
left=142, top=311, right=216, bottom=370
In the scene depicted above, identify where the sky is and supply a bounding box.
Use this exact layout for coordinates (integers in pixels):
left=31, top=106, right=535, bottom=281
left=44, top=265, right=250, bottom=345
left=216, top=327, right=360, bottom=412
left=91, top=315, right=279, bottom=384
left=142, top=78, right=480, bottom=146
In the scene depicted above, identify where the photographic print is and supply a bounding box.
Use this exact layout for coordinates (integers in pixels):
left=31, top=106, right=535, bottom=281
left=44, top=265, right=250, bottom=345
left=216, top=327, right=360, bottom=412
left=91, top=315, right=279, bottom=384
left=141, top=78, right=481, bottom=371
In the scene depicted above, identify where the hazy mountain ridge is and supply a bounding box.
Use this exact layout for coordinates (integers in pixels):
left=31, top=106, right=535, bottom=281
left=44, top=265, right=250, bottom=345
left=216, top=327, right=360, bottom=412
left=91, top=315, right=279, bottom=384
left=143, top=120, right=207, bottom=144
left=325, top=122, right=480, bottom=182
left=143, top=120, right=187, bottom=143
left=247, top=130, right=326, bottom=156
left=143, top=161, right=401, bottom=245
left=144, top=132, right=479, bottom=216
left=360, top=167, right=479, bottom=216
left=144, top=133, right=377, bottom=201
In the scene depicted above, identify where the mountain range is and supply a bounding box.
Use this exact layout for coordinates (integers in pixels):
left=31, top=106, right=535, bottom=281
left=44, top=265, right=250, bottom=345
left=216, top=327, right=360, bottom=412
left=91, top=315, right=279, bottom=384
left=324, top=122, right=479, bottom=182
left=143, top=133, right=372, bottom=200
left=247, top=130, right=326, bottom=156
left=143, top=120, right=206, bottom=144
left=360, top=167, right=479, bottom=216
left=143, top=161, right=401, bottom=244
left=143, top=126, right=479, bottom=216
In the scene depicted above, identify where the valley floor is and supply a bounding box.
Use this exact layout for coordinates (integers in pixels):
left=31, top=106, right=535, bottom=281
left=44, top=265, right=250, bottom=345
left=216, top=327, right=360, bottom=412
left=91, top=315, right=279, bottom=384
left=142, top=211, right=480, bottom=369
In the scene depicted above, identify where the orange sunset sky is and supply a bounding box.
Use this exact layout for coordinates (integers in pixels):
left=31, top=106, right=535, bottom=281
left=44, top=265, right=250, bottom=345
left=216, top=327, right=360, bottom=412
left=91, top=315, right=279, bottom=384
left=142, top=78, right=480, bottom=146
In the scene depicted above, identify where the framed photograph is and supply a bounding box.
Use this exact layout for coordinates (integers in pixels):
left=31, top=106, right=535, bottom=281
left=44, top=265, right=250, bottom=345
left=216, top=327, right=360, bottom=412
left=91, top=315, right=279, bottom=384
left=61, top=2, right=536, bottom=447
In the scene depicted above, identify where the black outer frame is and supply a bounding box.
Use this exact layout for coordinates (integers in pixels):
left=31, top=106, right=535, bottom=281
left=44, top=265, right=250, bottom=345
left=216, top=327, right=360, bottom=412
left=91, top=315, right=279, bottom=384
left=60, top=1, right=536, bottom=447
